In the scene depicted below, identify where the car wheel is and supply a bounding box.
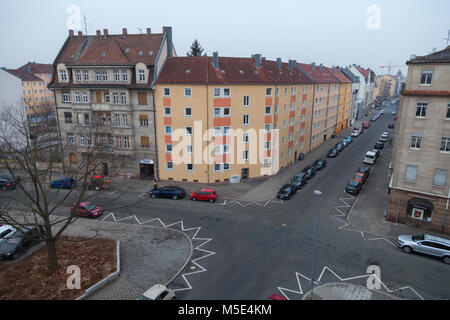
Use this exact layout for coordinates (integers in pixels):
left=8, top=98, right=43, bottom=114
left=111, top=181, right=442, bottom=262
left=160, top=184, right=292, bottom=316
left=402, top=246, right=413, bottom=254
left=11, top=251, right=20, bottom=260
left=95, top=186, right=100, bottom=191
left=209, top=198, right=214, bottom=203
left=191, top=197, right=196, bottom=201
left=443, top=256, right=450, bottom=265
left=172, top=195, right=178, bottom=200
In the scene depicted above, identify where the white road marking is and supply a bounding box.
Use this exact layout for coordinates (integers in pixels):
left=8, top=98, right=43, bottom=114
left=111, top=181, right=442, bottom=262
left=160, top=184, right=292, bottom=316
left=278, top=266, right=424, bottom=300
left=220, top=198, right=283, bottom=207
left=101, top=212, right=216, bottom=293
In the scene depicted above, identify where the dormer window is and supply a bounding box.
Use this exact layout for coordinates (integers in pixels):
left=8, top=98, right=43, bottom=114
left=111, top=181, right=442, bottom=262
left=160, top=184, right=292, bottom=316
left=139, top=70, right=145, bottom=81
left=75, top=70, right=81, bottom=81
left=59, top=70, right=67, bottom=81
left=122, top=70, right=128, bottom=81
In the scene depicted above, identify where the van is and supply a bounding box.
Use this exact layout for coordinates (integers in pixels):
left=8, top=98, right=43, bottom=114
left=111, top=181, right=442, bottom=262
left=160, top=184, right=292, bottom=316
left=363, top=151, right=377, bottom=165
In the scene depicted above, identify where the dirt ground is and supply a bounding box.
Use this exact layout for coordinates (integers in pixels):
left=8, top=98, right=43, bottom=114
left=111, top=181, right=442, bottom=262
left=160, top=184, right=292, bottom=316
left=0, top=237, right=116, bottom=300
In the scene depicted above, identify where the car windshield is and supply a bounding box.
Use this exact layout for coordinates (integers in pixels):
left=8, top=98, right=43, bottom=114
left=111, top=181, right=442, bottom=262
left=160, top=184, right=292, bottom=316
left=412, top=235, right=425, bottom=241
left=292, top=176, right=302, bottom=182
left=86, top=204, right=96, bottom=210
left=6, top=237, right=21, bottom=244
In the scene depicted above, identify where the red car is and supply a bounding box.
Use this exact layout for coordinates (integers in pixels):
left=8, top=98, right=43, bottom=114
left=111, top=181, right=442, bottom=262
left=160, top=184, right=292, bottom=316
left=353, top=172, right=367, bottom=184
left=190, top=189, right=218, bottom=203
left=362, top=121, right=370, bottom=129
left=71, top=201, right=103, bottom=218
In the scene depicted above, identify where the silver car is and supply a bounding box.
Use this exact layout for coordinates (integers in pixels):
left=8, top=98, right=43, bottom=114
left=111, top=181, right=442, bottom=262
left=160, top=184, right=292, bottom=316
left=397, top=234, right=450, bottom=264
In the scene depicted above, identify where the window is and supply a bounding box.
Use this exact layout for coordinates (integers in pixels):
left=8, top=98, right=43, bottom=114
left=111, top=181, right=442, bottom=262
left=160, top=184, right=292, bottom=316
left=166, top=144, right=172, bottom=153
left=64, top=112, right=72, bottom=123
left=223, top=145, right=230, bottom=154
left=213, top=108, right=221, bottom=117
left=433, top=169, right=447, bottom=186
left=214, top=88, right=221, bottom=97
left=83, top=70, right=89, bottom=81
left=82, top=92, right=88, bottom=103
left=84, top=113, right=90, bottom=125
left=440, top=137, right=450, bottom=152
left=102, top=72, right=108, bottom=81
left=274, top=106, right=278, bottom=114
left=214, top=164, right=221, bottom=172
left=122, top=70, right=128, bottom=81
left=243, top=96, right=250, bottom=107
left=243, top=114, right=250, bottom=126
left=114, top=70, right=120, bottom=81
left=186, top=164, right=193, bottom=172
left=165, top=126, right=172, bottom=135
left=167, top=162, right=173, bottom=170
left=62, top=92, right=71, bottom=102
left=124, top=136, right=130, bottom=149
left=405, top=165, right=418, bottom=182
left=163, top=88, right=171, bottom=97
left=265, top=106, right=271, bottom=115
left=122, top=114, right=128, bottom=126
left=265, top=124, right=271, bottom=133
left=243, top=133, right=249, bottom=144
left=243, top=150, right=249, bottom=161
left=59, top=70, right=67, bottom=81
left=79, top=136, right=85, bottom=146
left=186, top=145, right=193, bottom=154
left=76, top=70, right=81, bottom=81
left=447, top=103, right=450, bottom=119
left=139, top=70, right=145, bottom=81
left=415, top=102, right=428, bottom=117
left=224, top=163, right=230, bottom=171
left=410, top=135, right=422, bottom=149
left=115, top=114, right=120, bottom=126
left=185, top=107, right=192, bottom=117
left=184, top=88, right=192, bottom=98
left=223, top=107, right=230, bottom=117
left=419, top=70, right=433, bottom=85
left=185, top=127, right=193, bottom=136
left=264, top=141, right=270, bottom=150
left=164, top=107, right=171, bottom=116
left=214, top=127, right=222, bottom=136
left=96, top=72, right=101, bottom=81
left=138, top=92, right=147, bottom=104
left=113, top=92, right=119, bottom=104
left=214, top=145, right=221, bottom=155
left=223, top=88, right=230, bottom=97
left=67, top=133, right=75, bottom=144
left=263, top=159, right=270, bottom=167
left=74, top=92, right=80, bottom=103
left=266, top=88, right=272, bottom=96
left=141, top=136, right=150, bottom=149
left=121, top=93, right=127, bottom=104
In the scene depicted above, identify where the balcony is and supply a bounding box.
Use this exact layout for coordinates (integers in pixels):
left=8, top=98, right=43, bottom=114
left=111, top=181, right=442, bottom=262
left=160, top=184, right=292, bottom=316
left=92, top=103, right=111, bottom=112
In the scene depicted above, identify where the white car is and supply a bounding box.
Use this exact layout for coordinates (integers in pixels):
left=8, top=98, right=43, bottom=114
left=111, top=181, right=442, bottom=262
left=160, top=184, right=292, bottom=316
left=140, top=284, right=175, bottom=300
left=0, top=224, right=16, bottom=242
left=392, top=111, right=397, bottom=115
left=379, top=134, right=389, bottom=142
left=351, top=129, right=359, bottom=137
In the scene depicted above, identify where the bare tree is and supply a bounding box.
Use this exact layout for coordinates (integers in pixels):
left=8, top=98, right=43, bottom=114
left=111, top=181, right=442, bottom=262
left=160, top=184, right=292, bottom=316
left=0, top=100, right=123, bottom=273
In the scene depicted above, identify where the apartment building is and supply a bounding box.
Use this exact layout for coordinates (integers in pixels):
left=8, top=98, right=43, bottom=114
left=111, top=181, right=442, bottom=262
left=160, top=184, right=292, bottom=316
left=49, top=27, right=175, bottom=179
left=348, top=65, right=376, bottom=116
left=340, top=68, right=361, bottom=126
left=387, top=46, right=450, bottom=234
left=297, top=63, right=341, bottom=150
left=329, top=67, right=352, bottom=134
left=154, top=54, right=314, bottom=183
left=376, top=74, right=399, bottom=99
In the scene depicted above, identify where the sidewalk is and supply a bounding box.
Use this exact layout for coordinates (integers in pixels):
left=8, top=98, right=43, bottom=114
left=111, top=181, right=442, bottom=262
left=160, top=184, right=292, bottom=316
left=8, top=212, right=192, bottom=300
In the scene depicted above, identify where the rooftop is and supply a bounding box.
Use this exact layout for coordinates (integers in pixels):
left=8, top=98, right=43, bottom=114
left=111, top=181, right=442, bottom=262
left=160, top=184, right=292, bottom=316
left=407, top=46, right=450, bottom=64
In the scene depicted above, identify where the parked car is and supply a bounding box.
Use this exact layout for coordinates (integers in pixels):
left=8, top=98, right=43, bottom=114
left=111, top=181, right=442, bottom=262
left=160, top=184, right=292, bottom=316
left=140, top=284, right=176, bottom=300
left=190, top=189, right=217, bottom=203
left=345, top=136, right=353, bottom=143
left=0, top=226, right=44, bottom=260
left=149, top=186, right=186, bottom=200
left=290, top=173, right=307, bottom=191
left=313, top=159, right=327, bottom=171
left=379, top=134, right=389, bottom=142
left=0, top=224, right=16, bottom=243
left=370, top=116, right=377, bottom=122
left=363, top=151, right=377, bottom=165
left=351, top=128, right=359, bottom=137
left=341, top=139, right=348, bottom=147
left=358, top=166, right=371, bottom=177
left=388, top=123, right=395, bottom=129
left=71, top=201, right=103, bottom=218
left=327, top=148, right=339, bottom=158
left=396, top=234, right=450, bottom=264
left=345, top=179, right=363, bottom=195
left=392, top=111, right=397, bottom=115
left=0, top=174, right=20, bottom=183
left=268, top=294, right=288, bottom=300
left=277, top=184, right=296, bottom=200
left=362, top=121, right=370, bottom=129
left=394, top=116, right=398, bottom=121
left=374, top=141, right=385, bottom=150
left=51, top=178, right=76, bottom=189
left=0, top=178, right=16, bottom=191
left=371, top=149, right=381, bottom=159
left=353, top=172, right=367, bottom=184
left=302, top=166, right=317, bottom=180
left=335, top=142, right=344, bottom=152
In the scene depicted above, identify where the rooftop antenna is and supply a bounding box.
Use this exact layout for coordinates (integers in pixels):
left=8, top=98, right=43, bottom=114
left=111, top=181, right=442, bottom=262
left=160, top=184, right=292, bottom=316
left=82, top=14, right=92, bottom=35
left=443, top=29, right=450, bottom=47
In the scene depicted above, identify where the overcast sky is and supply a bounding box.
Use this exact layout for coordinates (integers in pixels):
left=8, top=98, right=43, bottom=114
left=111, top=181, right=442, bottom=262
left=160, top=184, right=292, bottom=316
left=1, top=0, right=449, bottom=76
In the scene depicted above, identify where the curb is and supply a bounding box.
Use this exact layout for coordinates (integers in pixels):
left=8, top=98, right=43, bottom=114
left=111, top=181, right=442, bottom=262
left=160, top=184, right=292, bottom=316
left=76, top=240, right=121, bottom=300
left=165, top=229, right=194, bottom=287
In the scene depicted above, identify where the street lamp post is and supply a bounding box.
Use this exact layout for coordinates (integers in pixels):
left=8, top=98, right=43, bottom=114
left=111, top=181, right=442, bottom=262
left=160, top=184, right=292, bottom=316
left=310, top=189, right=322, bottom=300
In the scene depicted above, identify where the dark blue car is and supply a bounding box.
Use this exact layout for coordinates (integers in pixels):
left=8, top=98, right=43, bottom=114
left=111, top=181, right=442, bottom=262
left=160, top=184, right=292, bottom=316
left=149, top=186, right=186, bottom=200
left=50, top=178, right=76, bottom=189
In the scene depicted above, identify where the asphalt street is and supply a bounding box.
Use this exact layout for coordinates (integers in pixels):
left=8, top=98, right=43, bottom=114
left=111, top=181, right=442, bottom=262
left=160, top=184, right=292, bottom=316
left=3, top=104, right=449, bottom=300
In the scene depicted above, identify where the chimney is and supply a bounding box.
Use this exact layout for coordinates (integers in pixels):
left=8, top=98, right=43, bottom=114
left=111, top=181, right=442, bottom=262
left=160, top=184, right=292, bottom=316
left=212, top=51, right=219, bottom=69
left=103, top=29, right=108, bottom=37
left=122, top=28, right=128, bottom=36
left=69, top=30, right=74, bottom=37
left=252, top=54, right=262, bottom=68
left=276, top=58, right=282, bottom=70
left=163, top=27, right=173, bottom=57
left=77, top=31, right=83, bottom=37
left=311, top=62, right=316, bottom=70
left=319, top=63, right=323, bottom=72
left=146, top=28, right=151, bottom=34
left=96, top=30, right=101, bottom=37
left=288, top=59, right=296, bottom=71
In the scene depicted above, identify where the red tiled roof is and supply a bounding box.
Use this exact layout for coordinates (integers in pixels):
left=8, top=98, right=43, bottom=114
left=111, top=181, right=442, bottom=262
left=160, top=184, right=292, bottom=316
left=296, top=63, right=340, bottom=83
left=327, top=67, right=352, bottom=83
left=5, top=68, right=43, bottom=82
left=55, top=33, right=164, bottom=66
left=355, top=66, right=371, bottom=79
left=20, top=62, right=52, bottom=74
left=157, top=56, right=312, bottom=85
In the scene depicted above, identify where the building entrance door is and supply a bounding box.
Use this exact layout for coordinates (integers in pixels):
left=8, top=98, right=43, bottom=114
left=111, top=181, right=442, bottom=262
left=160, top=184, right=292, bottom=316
left=140, top=159, right=154, bottom=180
left=241, top=168, right=249, bottom=180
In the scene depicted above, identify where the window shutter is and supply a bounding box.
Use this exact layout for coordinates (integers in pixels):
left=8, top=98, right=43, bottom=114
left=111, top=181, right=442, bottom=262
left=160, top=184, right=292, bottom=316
left=138, top=92, right=147, bottom=104
left=96, top=91, right=102, bottom=103
left=141, top=136, right=150, bottom=148
left=139, top=114, right=148, bottom=121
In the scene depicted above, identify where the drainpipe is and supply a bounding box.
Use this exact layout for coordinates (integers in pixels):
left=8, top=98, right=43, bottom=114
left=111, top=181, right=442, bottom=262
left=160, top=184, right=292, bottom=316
left=206, top=83, right=210, bottom=185
left=151, top=90, right=159, bottom=181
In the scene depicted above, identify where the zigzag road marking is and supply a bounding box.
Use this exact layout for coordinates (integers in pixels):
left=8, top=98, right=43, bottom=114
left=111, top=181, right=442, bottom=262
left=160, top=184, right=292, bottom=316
left=220, top=198, right=283, bottom=208
left=278, top=266, right=424, bottom=300
left=102, top=212, right=216, bottom=293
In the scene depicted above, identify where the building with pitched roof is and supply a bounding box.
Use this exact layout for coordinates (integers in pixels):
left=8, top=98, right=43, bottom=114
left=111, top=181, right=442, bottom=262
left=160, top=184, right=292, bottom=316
left=48, top=27, right=175, bottom=179
left=387, top=46, right=450, bottom=233
left=348, top=65, right=376, bottom=116
left=328, top=67, right=352, bottom=134
left=340, top=67, right=361, bottom=126
left=155, top=54, right=315, bottom=183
